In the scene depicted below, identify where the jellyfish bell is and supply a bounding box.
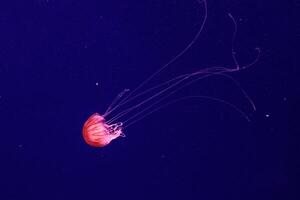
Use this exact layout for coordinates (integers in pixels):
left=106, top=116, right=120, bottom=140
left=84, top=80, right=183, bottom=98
left=82, top=113, right=124, bottom=147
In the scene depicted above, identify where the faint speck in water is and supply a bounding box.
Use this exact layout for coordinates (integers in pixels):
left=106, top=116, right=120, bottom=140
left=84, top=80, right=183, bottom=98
left=265, top=114, right=270, bottom=118
left=18, top=144, right=23, bottom=148
left=95, top=82, right=99, bottom=86
left=283, top=97, right=287, bottom=101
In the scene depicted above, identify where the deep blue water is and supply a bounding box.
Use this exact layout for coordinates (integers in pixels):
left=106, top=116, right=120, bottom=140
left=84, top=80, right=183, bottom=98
left=0, top=0, right=290, bottom=199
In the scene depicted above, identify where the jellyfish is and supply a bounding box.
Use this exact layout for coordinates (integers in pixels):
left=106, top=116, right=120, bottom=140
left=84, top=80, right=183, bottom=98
left=82, top=0, right=260, bottom=147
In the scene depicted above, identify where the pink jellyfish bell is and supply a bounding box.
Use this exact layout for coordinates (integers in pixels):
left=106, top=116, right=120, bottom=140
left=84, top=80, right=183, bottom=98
left=82, top=113, right=124, bottom=147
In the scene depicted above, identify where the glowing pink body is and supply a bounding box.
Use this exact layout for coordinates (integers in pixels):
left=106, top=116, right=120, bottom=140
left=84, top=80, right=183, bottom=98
left=82, top=113, right=123, bottom=147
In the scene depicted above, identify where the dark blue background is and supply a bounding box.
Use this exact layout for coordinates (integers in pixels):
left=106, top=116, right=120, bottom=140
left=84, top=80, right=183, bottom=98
left=0, top=0, right=290, bottom=199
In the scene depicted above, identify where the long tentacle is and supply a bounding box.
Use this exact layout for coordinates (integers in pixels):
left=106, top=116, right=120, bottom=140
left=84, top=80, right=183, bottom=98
left=123, top=95, right=251, bottom=129
left=107, top=18, right=261, bottom=124
left=109, top=0, right=208, bottom=112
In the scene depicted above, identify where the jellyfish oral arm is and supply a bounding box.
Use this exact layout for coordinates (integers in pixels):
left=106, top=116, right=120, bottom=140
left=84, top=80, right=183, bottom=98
left=106, top=122, right=125, bottom=137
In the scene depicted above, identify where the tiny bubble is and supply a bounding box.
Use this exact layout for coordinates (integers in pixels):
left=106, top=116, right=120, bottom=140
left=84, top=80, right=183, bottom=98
left=96, top=82, right=99, bottom=86
left=265, top=114, right=270, bottom=118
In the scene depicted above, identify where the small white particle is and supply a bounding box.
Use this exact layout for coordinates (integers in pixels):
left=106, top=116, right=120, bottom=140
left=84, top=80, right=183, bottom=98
left=265, top=114, right=270, bottom=118
left=95, top=82, right=99, bottom=86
